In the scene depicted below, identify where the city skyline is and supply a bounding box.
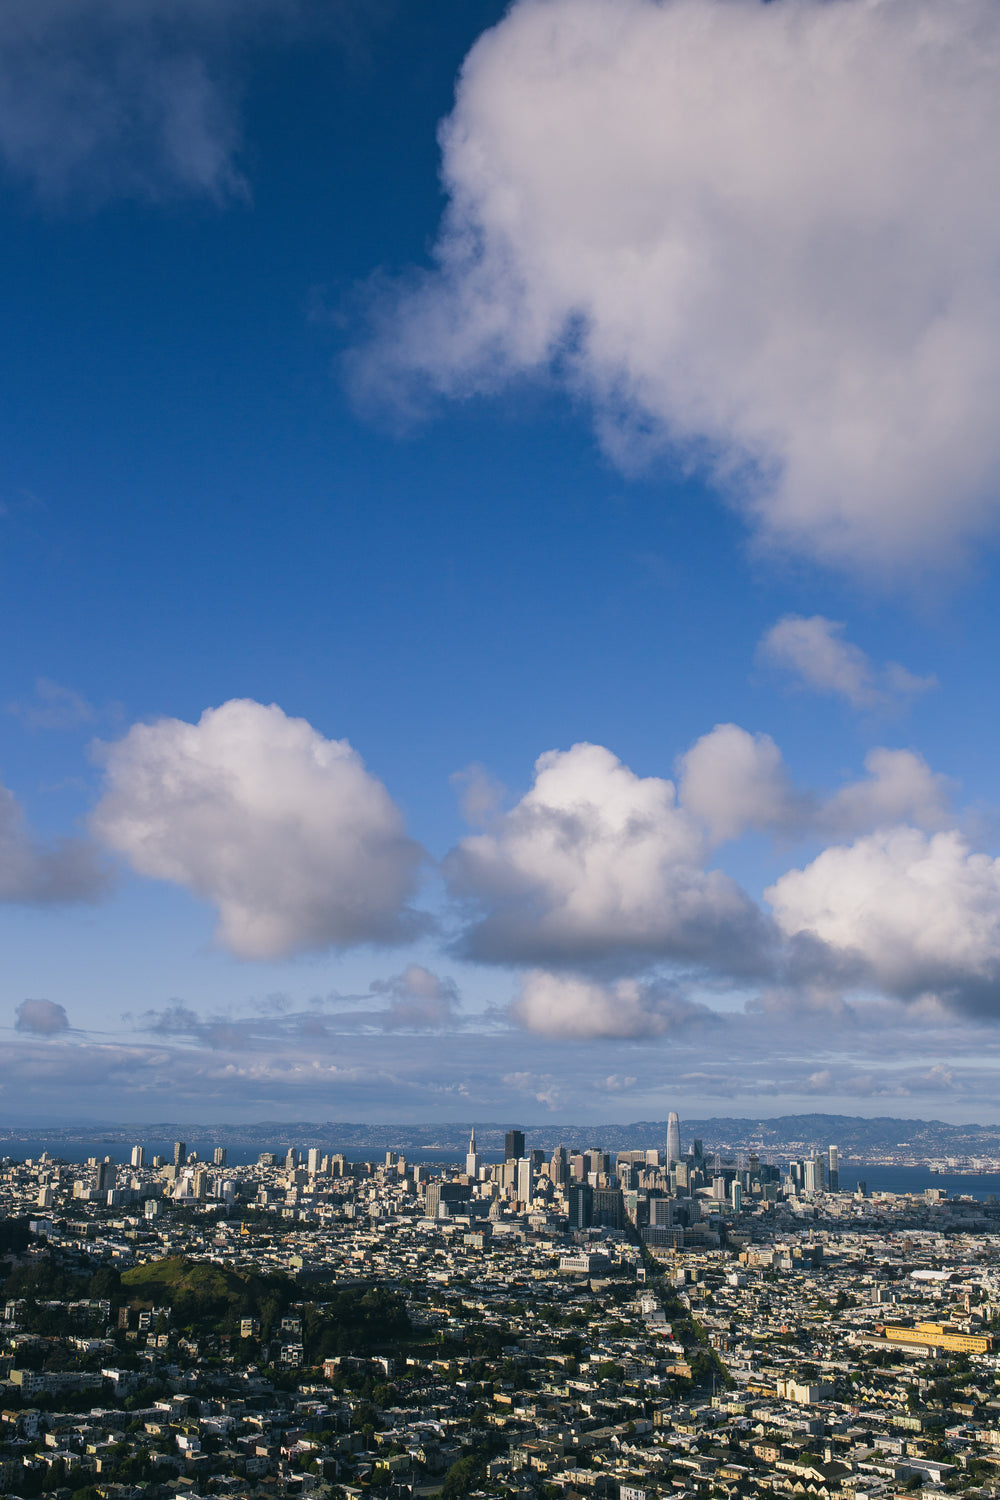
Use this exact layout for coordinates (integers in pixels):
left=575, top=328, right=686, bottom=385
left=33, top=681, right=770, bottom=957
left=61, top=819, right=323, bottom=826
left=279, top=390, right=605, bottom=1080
left=2, top=1, right=1000, bottom=1123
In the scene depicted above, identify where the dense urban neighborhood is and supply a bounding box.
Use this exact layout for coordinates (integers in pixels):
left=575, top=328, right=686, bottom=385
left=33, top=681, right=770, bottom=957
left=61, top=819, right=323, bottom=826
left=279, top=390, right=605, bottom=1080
left=4, top=1127, right=1000, bottom=1500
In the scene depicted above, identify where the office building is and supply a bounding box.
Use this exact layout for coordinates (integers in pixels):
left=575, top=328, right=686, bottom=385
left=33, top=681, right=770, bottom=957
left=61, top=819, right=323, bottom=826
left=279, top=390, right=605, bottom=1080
left=97, top=1159, right=116, bottom=1194
left=307, top=1148, right=321, bottom=1176
left=567, top=1181, right=593, bottom=1229
left=425, top=1182, right=471, bottom=1219
left=666, top=1111, right=681, bottom=1166
left=516, top=1157, right=534, bottom=1204
left=648, top=1194, right=673, bottom=1226
left=285, top=1147, right=298, bottom=1170
left=465, top=1128, right=480, bottom=1179
left=730, top=1181, right=742, bottom=1212
left=173, top=1141, right=186, bottom=1168
left=803, top=1155, right=826, bottom=1194
left=549, top=1145, right=568, bottom=1187
left=827, top=1145, right=840, bottom=1192
left=505, top=1129, right=525, bottom=1162
left=593, top=1186, right=626, bottom=1230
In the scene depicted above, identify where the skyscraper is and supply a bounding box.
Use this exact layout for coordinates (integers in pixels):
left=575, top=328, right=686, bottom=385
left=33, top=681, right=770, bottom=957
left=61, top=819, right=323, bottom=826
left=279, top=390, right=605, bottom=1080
left=130, top=1145, right=145, bottom=1169
left=465, top=1128, right=480, bottom=1179
left=567, top=1181, right=593, bottom=1229
left=505, top=1129, right=525, bottom=1162
left=173, top=1141, right=186, bottom=1168
left=97, top=1158, right=116, bottom=1194
left=803, top=1155, right=826, bottom=1194
left=516, top=1157, right=534, bottom=1204
left=827, top=1145, right=840, bottom=1193
left=214, top=1147, right=228, bottom=1168
left=666, top=1112, right=681, bottom=1166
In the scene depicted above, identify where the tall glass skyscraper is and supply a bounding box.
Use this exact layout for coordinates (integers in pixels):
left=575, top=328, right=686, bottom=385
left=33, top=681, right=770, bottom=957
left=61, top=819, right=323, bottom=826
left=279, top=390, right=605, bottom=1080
left=666, top=1111, right=681, bottom=1166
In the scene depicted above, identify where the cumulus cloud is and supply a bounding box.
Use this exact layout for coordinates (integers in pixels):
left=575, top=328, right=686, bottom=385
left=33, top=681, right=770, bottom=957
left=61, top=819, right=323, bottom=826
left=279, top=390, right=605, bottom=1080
left=759, top=616, right=936, bottom=709
left=676, top=724, right=951, bottom=845
left=370, top=964, right=462, bottom=1030
left=15, top=998, right=69, bottom=1036
left=678, top=723, right=804, bottom=844
left=821, top=747, right=952, bottom=836
left=445, top=741, right=767, bottom=972
left=92, top=698, right=426, bottom=960
left=0, top=780, right=109, bottom=903
left=512, top=969, right=715, bottom=1040
left=768, top=827, right=1000, bottom=1014
left=355, top=0, right=1000, bottom=572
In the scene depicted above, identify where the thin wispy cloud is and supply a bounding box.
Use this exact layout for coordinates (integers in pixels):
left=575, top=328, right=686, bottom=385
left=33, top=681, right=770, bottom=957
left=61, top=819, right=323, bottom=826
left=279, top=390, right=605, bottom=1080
left=758, top=615, right=936, bottom=711
left=7, top=677, right=96, bottom=731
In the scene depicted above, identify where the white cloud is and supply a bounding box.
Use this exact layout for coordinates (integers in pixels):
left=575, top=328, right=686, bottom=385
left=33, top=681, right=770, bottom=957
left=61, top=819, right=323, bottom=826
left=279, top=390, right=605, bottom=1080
left=677, top=724, right=950, bottom=845
left=15, top=998, right=69, bottom=1036
left=445, top=741, right=766, bottom=971
left=512, top=969, right=713, bottom=1040
left=370, top=964, right=462, bottom=1030
left=356, top=0, right=1000, bottom=572
left=0, top=780, right=108, bottom=903
left=767, top=827, right=1000, bottom=1013
left=759, top=616, right=935, bottom=709
left=678, top=723, right=803, bottom=844
left=821, top=747, right=952, bottom=836
left=92, top=698, right=426, bottom=960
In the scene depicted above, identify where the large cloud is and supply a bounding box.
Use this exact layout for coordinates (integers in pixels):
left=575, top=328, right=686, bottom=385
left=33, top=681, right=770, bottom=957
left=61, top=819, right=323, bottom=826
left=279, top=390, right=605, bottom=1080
left=92, top=698, right=426, bottom=960
left=0, top=781, right=108, bottom=903
left=445, top=741, right=767, bottom=971
left=767, top=828, right=1000, bottom=1013
left=357, top=0, right=1000, bottom=571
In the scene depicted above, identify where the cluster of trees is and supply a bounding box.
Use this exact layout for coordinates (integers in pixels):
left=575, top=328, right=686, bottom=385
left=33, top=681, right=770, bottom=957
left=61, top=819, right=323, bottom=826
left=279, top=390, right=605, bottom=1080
left=119, top=1257, right=409, bottom=1359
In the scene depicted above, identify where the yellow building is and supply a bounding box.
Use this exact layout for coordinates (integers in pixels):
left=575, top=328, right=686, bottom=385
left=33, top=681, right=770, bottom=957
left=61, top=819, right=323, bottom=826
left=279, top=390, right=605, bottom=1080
left=881, top=1321, right=993, bottom=1355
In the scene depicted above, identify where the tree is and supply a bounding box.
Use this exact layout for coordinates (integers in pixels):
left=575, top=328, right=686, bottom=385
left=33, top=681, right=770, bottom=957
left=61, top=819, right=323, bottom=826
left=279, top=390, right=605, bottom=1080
left=441, top=1453, right=483, bottom=1498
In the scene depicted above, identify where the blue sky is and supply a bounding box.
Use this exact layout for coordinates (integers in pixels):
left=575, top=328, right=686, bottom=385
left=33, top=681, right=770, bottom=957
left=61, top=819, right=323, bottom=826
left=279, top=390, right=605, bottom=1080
left=3, top=0, right=1000, bottom=1124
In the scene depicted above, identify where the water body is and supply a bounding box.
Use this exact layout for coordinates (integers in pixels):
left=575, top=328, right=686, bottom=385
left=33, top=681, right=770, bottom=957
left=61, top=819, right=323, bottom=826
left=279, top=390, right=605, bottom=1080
left=845, top=1164, right=1000, bottom=1202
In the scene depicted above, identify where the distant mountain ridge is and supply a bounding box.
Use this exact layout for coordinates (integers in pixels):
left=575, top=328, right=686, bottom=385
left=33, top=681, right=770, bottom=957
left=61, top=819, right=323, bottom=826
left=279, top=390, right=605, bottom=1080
left=1, top=1112, right=999, bottom=1160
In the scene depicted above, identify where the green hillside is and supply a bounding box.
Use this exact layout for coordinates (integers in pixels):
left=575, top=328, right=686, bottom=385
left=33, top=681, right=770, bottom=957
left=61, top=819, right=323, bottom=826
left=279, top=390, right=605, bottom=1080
left=121, top=1255, right=296, bottom=1329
